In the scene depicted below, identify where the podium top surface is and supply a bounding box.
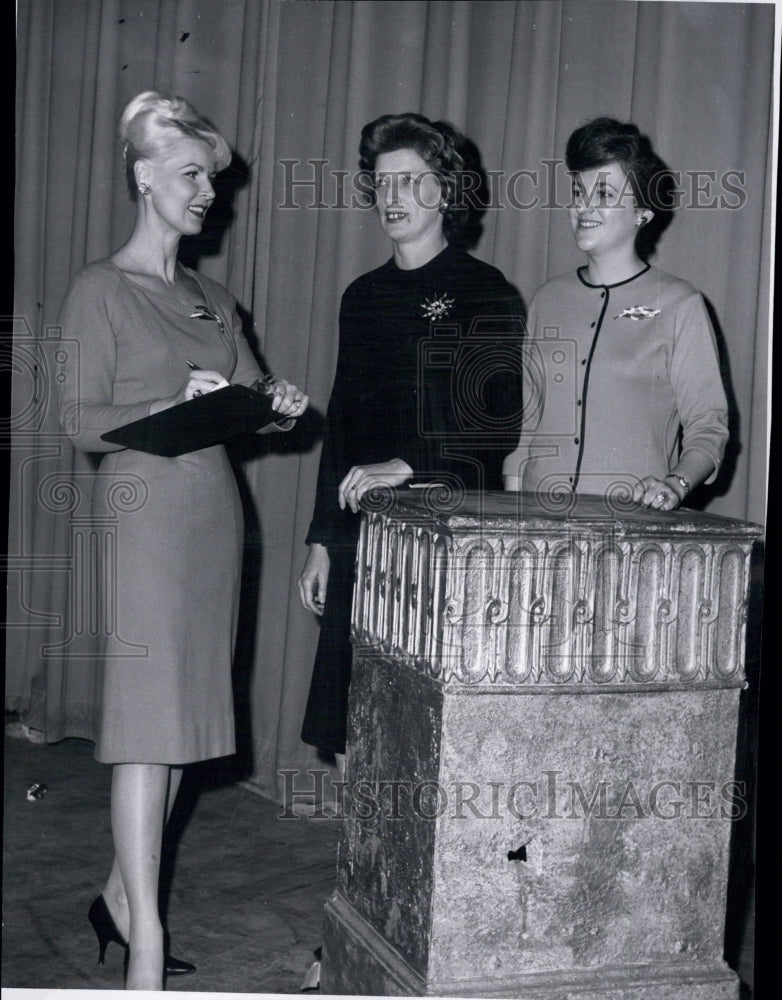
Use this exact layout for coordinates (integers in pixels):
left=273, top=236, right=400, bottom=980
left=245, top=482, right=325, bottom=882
left=365, top=489, right=762, bottom=540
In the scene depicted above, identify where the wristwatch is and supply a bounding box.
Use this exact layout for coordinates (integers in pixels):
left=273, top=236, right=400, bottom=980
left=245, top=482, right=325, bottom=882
left=664, top=473, right=691, bottom=496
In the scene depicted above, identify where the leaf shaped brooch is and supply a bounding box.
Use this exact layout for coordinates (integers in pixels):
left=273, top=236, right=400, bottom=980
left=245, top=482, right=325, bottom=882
left=614, top=305, right=661, bottom=321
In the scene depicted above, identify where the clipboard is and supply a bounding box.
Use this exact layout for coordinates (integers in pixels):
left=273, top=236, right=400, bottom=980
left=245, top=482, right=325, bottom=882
left=100, top=384, right=280, bottom=456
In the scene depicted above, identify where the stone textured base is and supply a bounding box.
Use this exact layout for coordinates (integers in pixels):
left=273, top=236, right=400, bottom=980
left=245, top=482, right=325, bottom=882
left=326, top=494, right=759, bottom=999
left=323, top=654, right=743, bottom=998
left=322, top=891, right=739, bottom=998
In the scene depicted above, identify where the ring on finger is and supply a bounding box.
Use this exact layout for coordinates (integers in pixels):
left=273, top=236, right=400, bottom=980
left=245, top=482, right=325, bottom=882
left=653, top=491, right=667, bottom=506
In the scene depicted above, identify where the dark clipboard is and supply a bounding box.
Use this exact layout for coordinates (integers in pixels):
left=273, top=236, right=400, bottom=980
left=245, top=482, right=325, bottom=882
left=100, top=384, right=279, bottom=456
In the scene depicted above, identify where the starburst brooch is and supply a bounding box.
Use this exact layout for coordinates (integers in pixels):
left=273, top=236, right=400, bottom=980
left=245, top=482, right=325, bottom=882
left=614, top=305, right=661, bottom=321
left=421, top=293, right=455, bottom=321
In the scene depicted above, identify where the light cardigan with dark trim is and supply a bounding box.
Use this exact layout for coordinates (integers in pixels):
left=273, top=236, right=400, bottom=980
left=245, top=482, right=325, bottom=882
left=503, top=265, right=729, bottom=498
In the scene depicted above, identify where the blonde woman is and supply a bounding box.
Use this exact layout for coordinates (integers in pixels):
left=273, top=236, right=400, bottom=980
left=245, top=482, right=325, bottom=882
left=58, top=91, right=308, bottom=989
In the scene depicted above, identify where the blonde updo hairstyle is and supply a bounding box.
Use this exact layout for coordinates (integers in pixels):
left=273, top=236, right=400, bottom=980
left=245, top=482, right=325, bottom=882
left=119, top=90, right=232, bottom=200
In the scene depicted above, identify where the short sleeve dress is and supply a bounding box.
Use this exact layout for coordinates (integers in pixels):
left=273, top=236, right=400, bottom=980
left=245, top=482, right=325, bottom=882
left=301, top=244, right=525, bottom=753
left=57, top=259, right=264, bottom=765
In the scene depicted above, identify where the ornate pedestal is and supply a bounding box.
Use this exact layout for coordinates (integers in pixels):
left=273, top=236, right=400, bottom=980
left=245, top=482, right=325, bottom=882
left=321, top=491, right=760, bottom=998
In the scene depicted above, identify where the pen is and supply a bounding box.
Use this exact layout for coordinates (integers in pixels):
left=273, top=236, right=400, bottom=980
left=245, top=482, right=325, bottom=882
left=186, top=360, right=222, bottom=387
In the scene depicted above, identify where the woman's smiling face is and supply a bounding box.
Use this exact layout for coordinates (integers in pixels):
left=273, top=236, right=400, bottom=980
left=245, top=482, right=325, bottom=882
left=373, top=147, right=445, bottom=248
left=569, top=160, right=648, bottom=259
left=139, top=136, right=217, bottom=237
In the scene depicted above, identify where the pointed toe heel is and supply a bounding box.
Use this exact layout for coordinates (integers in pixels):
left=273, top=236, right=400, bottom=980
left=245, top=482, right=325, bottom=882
left=88, top=894, right=196, bottom=975
left=165, top=955, right=196, bottom=975
left=88, top=895, right=124, bottom=965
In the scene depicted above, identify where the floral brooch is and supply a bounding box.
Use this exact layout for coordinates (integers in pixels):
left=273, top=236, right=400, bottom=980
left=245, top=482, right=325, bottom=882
left=421, top=293, right=455, bottom=321
left=614, top=305, right=661, bottom=321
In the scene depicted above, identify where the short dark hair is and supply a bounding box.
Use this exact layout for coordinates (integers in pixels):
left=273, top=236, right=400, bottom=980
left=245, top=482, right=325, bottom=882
left=566, top=117, right=676, bottom=255
left=359, top=113, right=473, bottom=240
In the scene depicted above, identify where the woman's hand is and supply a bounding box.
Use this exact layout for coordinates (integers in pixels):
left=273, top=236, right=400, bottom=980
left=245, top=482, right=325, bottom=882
left=338, top=459, right=414, bottom=513
left=149, top=371, right=229, bottom=414
left=298, top=543, right=330, bottom=616
left=633, top=475, right=686, bottom=511
left=185, top=370, right=230, bottom=400
left=267, top=378, right=309, bottom=420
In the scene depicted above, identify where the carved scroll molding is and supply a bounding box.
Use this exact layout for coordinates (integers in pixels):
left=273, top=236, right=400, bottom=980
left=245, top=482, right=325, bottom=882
left=352, top=501, right=759, bottom=690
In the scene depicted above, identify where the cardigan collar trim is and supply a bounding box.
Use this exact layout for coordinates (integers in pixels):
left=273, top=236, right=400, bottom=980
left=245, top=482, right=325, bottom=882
left=577, top=262, right=651, bottom=290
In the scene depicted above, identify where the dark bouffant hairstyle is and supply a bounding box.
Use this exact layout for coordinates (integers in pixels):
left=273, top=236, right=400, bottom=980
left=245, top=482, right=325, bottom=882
left=359, top=113, right=479, bottom=242
left=566, top=117, right=676, bottom=255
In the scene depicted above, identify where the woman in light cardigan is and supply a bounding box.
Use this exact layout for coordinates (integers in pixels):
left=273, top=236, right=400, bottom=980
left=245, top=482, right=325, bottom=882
left=504, top=117, right=728, bottom=510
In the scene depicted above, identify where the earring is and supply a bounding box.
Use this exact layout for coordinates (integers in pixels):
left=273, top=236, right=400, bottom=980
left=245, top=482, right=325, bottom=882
left=438, top=200, right=449, bottom=215
left=138, top=183, right=151, bottom=196
left=635, top=216, right=646, bottom=227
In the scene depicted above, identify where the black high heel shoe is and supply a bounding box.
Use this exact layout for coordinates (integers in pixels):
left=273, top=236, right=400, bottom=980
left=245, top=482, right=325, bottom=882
left=88, top=894, right=196, bottom=976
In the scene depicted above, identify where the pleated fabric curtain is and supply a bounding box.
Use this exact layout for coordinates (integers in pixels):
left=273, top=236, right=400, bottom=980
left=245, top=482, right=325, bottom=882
left=10, top=0, right=774, bottom=800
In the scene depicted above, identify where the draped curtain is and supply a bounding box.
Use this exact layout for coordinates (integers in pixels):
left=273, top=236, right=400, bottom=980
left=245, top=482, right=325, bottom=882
left=9, top=0, right=774, bottom=799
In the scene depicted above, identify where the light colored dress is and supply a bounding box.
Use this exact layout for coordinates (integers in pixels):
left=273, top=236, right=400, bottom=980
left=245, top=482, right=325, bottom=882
left=58, top=259, right=263, bottom=764
left=503, top=264, right=729, bottom=499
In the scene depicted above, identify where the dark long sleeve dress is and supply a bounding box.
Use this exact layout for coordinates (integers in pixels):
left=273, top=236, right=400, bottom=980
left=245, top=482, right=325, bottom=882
left=301, top=244, right=524, bottom=753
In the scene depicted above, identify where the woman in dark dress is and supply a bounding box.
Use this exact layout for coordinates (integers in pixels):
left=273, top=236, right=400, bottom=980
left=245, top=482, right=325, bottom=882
left=58, top=91, right=308, bottom=990
left=298, top=113, right=524, bottom=770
